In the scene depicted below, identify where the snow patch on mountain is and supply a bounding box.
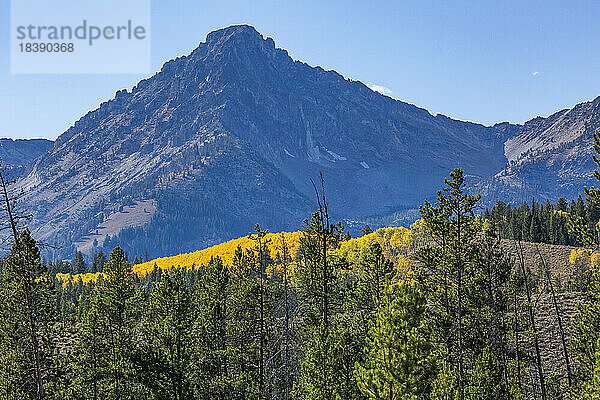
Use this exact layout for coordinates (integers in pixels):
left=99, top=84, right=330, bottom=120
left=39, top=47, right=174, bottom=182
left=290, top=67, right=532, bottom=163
left=284, top=148, right=295, bottom=158
left=325, top=148, right=347, bottom=161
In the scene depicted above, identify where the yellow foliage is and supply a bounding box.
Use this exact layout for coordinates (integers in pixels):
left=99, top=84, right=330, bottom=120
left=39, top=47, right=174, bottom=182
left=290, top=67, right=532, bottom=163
left=337, top=227, right=415, bottom=285
left=592, top=252, right=600, bottom=269
left=133, top=231, right=302, bottom=276
left=570, top=248, right=592, bottom=266
left=56, top=272, right=102, bottom=286
left=409, top=219, right=430, bottom=250
left=568, top=248, right=600, bottom=274
left=339, top=227, right=412, bottom=263
left=58, top=227, right=417, bottom=286
left=59, top=232, right=301, bottom=284
left=395, top=254, right=416, bottom=286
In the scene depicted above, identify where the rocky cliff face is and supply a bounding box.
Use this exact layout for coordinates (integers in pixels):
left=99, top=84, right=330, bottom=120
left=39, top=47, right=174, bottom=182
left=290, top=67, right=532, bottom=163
left=19, top=25, right=511, bottom=258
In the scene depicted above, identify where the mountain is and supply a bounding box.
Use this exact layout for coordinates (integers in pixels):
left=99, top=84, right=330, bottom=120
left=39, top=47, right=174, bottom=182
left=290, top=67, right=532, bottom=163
left=18, top=25, right=514, bottom=258
left=476, top=96, right=600, bottom=205
left=0, top=138, right=53, bottom=177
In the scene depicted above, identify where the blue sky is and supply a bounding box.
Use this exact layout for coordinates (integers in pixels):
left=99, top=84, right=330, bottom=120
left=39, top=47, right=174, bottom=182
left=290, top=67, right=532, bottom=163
left=1, top=0, right=599, bottom=139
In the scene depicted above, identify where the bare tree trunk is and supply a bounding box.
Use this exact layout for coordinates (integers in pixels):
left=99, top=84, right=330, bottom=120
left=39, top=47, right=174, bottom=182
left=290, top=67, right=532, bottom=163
left=515, top=239, right=546, bottom=400
left=281, top=235, right=291, bottom=400
left=485, top=241, right=510, bottom=392
left=322, top=229, right=328, bottom=329
left=311, top=173, right=332, bottom=398
left=312, top=173, right=331, bottom=330
left=259, top=234, right=264, bottom=400
left=514, top=281, right=523, bottom=394
left=535, top=244, right=573, bottom=389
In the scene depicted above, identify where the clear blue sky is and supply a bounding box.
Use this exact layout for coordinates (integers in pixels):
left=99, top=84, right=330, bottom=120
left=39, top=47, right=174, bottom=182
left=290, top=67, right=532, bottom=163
left=1, top=0, right=599, bottom=139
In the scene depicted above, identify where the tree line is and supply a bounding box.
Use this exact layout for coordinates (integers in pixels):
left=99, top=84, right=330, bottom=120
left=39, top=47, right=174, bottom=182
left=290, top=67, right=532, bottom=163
left=484, top=195, right=599, bottom=246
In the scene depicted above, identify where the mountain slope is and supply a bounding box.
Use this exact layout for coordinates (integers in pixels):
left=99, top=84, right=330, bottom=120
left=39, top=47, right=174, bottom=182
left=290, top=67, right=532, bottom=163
left=0, top=138, right=53, bottom=177
left=19, top=25, right=511, bottom=258
left=476, top=96, right=600, bottom=204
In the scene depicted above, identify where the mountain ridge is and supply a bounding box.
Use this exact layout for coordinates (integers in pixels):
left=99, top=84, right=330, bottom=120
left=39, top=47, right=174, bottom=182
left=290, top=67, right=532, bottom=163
left=15, top=24, right=599, bottom=258
left=0, top=138, right=53, bottom=178
left=476, top=95, right=600, bottom=205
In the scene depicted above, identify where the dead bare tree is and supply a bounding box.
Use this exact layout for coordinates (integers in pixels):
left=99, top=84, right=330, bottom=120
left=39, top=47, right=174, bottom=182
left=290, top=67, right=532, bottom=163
left=279, top=233, right=291, bottom=400
left=514, top=239, right=546, bottom=400
left=513, top=276, right=523, bottom=394
left=250, top=224, right=271, bottom=400
left=309, top=172, right=332, bottom=330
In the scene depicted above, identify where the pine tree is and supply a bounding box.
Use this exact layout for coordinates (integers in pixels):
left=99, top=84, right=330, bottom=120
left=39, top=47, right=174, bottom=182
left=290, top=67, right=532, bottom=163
left=562, top=132, right=600, bottom=396
left=73, top=245, right=141, bottom=399
left=529, top=212, right=542, bottom=243
left=571, top=259, right=600, bottom=385
left=296, top=190, right=346, bottom=333
left=296, top=174, right=359, bottom=400
left=576, top=342, right=600, bottom=400
left=416, top=168, right=514, bottom=399
left=348, top=241, right=396, bottom=354
left=231, top=249, right=269, bottom=399
left=138, top=267, right=194, bottom=399
left=103, top=246, right=140, bottom=398
left=576, top=195, right=586, bottom=218
left=0, top=230, right=57, bottom=400
left=192, top=256, right=265, bottom=398
left=354, top=283, right=434, bottom=400
left=465, top=346, right=505, bottom=400
left=557, top=197, right=568, bottom=212
left=430, top=362, right=459, bottom=400
left=296, top=323, right=338, bottom=400
left=549, top=213, right=558, bottom=244
left=73, top=291, right=107, bottom=400
left=521, top=211, right=531, bottom=242
left=73, top=250, right=88, bottom=274
left=92, top=249, right=107, bottom=273
left=191, top=258, right=229, bottom=398
left=356, top=241, right=395, bottom=307
left=416, top=168, right=480, bottom=399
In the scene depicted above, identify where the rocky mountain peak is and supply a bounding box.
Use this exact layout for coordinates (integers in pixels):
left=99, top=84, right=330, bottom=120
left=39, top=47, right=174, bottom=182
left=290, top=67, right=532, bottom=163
left=18, top=25, right=517, bottom=259
left=205, top=24, right=268, bottom=47
left=197, top=24, right=280, bottom=65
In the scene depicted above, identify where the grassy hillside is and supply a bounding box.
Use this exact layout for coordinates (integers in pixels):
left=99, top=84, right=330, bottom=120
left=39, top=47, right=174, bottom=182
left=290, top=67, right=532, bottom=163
left=494, top=240, right=585, bottom=384
left=500, top=240, right=579, bottom=288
